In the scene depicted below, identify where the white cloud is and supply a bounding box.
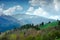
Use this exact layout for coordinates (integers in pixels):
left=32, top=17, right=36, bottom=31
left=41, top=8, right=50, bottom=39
left=29, top=0, right=50, bottom=7
left=27, top=7, right=34, bottom=12
left=29, top=0, right=40, bottom=6
left=54, top=0, right=60, bottom=11
left=26, top=6, right=60, bottom=20
left=16, top=5, right=23, bottom=10
left=49, top=16, right=60, bottom=20
left=26, top=7, right=49, bottom=18
left=28, top=0, right=60, bottom=20
left=26, top=7, right=34, bottom=15
left=0, top=4, right=5, bottom=15
left=3, top=5, right=23, bottom=15
left=0, top=8, right=3, bottom=15
left=18, top=18, right=23, bottom=20
left=29, top=0, right=60, bottom=11
left=3, top=7, right=16, bottom=15
left=0, top=5, right=23, bottom=15
left=33, top=7, right=49, bottom=17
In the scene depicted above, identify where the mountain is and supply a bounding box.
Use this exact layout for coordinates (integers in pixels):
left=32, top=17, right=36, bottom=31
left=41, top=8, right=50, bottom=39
left=13, top=14, right=56, bottom=25
left=0, top=15, right=21, bottom=32
left=0, top=14, right=56, bottom=32
left=0, top=21, right=60, bottom=40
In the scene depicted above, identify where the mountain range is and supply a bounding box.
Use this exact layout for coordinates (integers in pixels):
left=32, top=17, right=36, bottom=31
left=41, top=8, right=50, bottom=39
left=0, top=14, right=56, bottom=32
left=0, top=15, right=21, bottom=32
left=13, top=14, right=56, bottom=25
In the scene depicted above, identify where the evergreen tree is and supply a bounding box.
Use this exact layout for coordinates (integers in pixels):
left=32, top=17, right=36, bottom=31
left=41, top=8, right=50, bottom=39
left=58, top=20, right=60, bottom=25
left=41, top=22, right=44, bottom=26
left=48, top=21, right=51, bottom=24
left=0, top=32, right=1, bottom=35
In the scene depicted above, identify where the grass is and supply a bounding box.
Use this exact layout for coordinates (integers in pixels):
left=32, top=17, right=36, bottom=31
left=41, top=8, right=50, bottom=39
left=40, top=21, right=58, bottom=29
left=55, top=38, right=60, bottom=40
left=9, top=34, right=17, bottom=40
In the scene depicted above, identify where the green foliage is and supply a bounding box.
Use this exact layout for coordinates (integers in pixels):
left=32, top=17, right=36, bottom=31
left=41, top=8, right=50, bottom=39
left=41, top=22, right=44, bottom=26
left=35, top=34, right=41, bottom=40
left=25, top=35, right=35, bottom=40
left=9, top=34, right=17, bottom=40
left=40, top=21, right=58, bottom=29
left=20, top=24, right=40, bottom=30
left=0, top=21, right=60, bottom=40
left=58, top=20, right=60, bottom=25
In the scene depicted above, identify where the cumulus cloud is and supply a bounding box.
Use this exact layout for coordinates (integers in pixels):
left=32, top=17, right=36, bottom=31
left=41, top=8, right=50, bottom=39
left=33, top=7, right=49, bottom=17
left=27, top=0, right=60, bottom=20
left=29, top=0, right=53, bottom=7
left=26, top=7, right=34, bottom=15
left=29, top=0, right=60, bottom=11
left=0, top=8, right=3, bottom=15
left=29, top=0, right=40, bottom=6
left=26, top=7, right=49, bottom=18
left=54, top=0, right=60, bottom=11
left=26, top=7, right=60, bottom=20
left=3, top=5, right=23, bottom=15
left=0, top=5, right=23, bottom=15
left=27, top=7, right=34, bottom=12
left=0, top=4, right=5, bottom=15
left=49, top=16, right=60, bottom=20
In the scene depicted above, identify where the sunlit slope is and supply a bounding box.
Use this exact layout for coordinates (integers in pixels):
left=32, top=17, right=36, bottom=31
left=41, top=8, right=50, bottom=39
left=40, top=21, right=58, bottom=29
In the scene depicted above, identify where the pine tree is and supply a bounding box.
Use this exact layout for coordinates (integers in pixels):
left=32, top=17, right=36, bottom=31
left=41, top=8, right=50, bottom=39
left=41, top=22, right=44, bottom=26
left=58, top=20, right=60, bottom=25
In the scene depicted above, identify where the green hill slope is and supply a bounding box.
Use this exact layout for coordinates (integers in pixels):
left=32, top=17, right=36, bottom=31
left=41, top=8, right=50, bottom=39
left=0, top=21, right=60, bottom=40
left=40, top=21, right=58, bottom=29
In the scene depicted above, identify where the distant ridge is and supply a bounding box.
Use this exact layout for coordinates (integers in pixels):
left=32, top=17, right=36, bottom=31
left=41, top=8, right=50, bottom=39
left=13, top=14, right=56, bottom=25
left=0, top=14, right=21, bottom=32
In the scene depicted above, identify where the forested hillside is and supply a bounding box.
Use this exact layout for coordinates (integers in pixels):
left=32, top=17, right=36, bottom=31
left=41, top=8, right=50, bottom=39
left=0, top=20, right=60, bottom=40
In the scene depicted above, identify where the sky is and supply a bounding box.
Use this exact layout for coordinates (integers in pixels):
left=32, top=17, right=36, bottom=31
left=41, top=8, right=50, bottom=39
left=0, top=0, right=60, bottom=20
